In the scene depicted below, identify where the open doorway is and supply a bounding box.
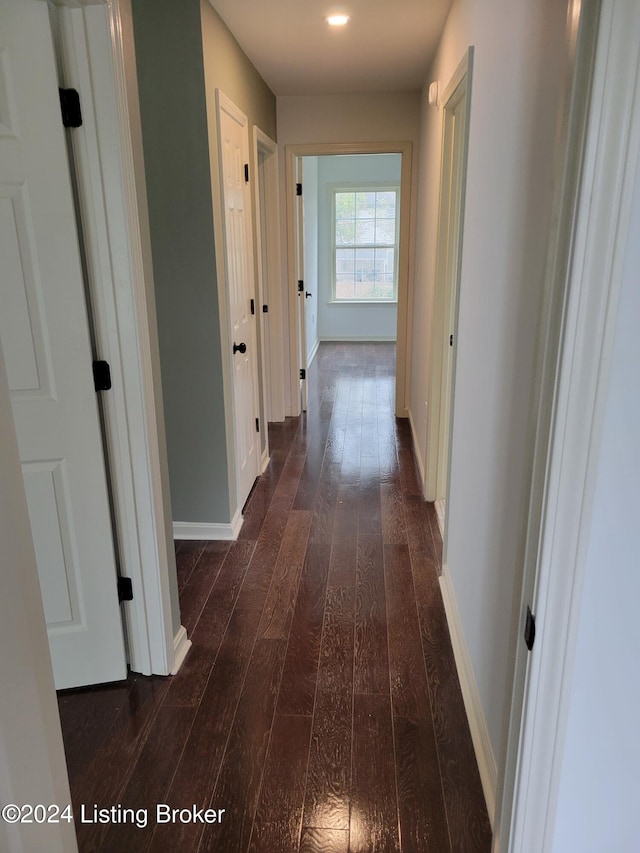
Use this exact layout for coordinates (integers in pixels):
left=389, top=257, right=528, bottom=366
left=425, top=50, right=473, bottom=550
left=299, top=153, right=401, bottom=371
left=285, top=142, right=413, bottom=419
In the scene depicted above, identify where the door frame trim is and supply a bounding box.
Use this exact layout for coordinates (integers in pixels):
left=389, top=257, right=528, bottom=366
left=284, top=141, right=413, bottom=418
left=54, top=0, right=182, bottom=676
left=252, top=126, right=285, bottom=423
left=424, top=48, right=473, bottom=523
left=498, top=1, right=640, bottom=849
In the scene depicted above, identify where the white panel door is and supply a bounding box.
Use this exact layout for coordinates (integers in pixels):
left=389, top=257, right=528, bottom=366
left=436, top=74, right=469, bottom=503
left=0, top=0, right=126, bottom=688
left=217, top=91, right=260, bottom=509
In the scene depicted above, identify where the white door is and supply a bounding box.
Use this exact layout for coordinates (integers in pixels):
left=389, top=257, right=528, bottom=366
left=425, top=53, right=472, bottom=518
left=217, top=91, right=260, bottom=508
left=0, top=0, right=126, bottom=689
left=436, top=74, right=469, bottom=501
left=256, top=149, right=274, bottom=424
left=295, top=157, right=308, bottom=411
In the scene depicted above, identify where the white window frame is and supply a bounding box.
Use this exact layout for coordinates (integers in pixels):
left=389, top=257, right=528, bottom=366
left=330, top=182, right=400, bottom=303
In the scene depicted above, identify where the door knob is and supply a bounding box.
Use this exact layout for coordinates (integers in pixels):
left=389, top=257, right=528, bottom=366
left=233, top=342, right=247, bottom=354
left=305, top=291, right=312, bottom=298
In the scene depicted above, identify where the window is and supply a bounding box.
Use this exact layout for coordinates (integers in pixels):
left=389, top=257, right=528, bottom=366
left=333, top=187, right=399, bottom=301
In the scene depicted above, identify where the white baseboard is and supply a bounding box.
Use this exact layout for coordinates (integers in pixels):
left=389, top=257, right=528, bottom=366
left=170, top=625, right=191, bottom=675
left=173, top=507, right=243, bottom=541
left=307, top=338, right=320, bottom=367
left=439, top=564, right=497, bottom=827
left=260, top=448, right=270, bottom=473
left=407, top=408, right=426, bottom=488
left=318, top=335, right=396, bottom=342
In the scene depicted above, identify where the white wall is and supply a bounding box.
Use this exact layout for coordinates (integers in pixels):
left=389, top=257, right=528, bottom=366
left=550, top=164, right=640, bottom=853
left=276, top=93, right=421, bottom=413
left=302, top=156, right=319, bottom=363
left=409, top=0, right=571, bottom=796
left=316, top=154, right=399, bottom=341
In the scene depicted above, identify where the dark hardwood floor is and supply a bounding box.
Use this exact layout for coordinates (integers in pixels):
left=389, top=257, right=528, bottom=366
left=57, top=342, right=492, bottom=853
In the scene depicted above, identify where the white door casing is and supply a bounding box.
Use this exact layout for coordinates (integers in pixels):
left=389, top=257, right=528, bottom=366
left=53, top=0, right=185, bottom=678
left=0, top=0, right=126, bottom=689
left=437, top=71, right=469, bottom=505
left=216, top=91, right=260, bottom=510
left=256, top=154, right=274, bottom=426
left=499, top=1, right=640, bottom=849
left=253, top=127, right=285, bottom=424
left=425, top=50, right=473, bottom=512
left=295, top=157, right=308, bottom=411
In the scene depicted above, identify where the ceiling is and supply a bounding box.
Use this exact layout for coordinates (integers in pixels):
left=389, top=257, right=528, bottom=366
left=208, top=0, right=453, bottom=96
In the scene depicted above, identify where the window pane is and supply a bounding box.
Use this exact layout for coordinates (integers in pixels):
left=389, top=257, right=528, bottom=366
left=374, top=281, right=394, bottom=300
left=355, top=192, right=376, bottom=219
left=356, top=247, right=374, bottom=259
left=336, top=247, right=355, bottom=273
left=356, top=219, right=376, bottom=244
left=334, top=188, right=398, bottom=301
left=336, top=220, right=355, bottom=245
left=355, top=248, right=374, bottom=284
left=375, top=218, right=396, bottom=244
left=336, top=247, right=355, bottom=299
left=336, top=192, right=356, bottom=219
left=374, top=247, right=395, bottom=279
left=336, top=280, right=355, bottom=299
left=335, top=282, right=353, bottom=298
left=355, top=280, right=375, bottom=299
left=376, top=191, right=396, bottom=218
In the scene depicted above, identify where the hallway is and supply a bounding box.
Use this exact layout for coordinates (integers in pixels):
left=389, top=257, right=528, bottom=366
left=58, top=343, right=491, bottom=852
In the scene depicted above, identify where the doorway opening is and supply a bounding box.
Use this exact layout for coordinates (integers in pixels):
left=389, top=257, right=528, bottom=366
left=285, top=142, right=413, bottom=420
left=296, top=153, right=402, bottom=411
left=424, top=50, right=473, bottom=554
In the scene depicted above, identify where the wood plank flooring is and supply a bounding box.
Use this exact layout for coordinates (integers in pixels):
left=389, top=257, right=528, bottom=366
left=57, top=342, right=491, bottom=853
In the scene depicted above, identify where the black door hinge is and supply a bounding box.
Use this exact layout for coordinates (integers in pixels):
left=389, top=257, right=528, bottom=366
left=300, top=368, right=306, bottom=380
left=296, top=182, right=302, bottom=196
left=250, top=298, right=255, bottom=315
left=450, top=334, right=454, bottom=347
left=262, top=304, right=269, bottom=313
left=59, top=88, right=82, bottom=128
left=298, top=280, right=304, bottom=292
left=524, top=606, right=536, bottom=651
left=93, top=360, right=112, bottom=392
left=117, top=576, right=133, bottom=602
left=255, top=417, right=260, bottom=433
left=244, top=163, right=249, bottom=183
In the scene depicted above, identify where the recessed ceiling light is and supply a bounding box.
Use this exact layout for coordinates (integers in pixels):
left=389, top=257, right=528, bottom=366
left=325, top=14, right=351, bottom=27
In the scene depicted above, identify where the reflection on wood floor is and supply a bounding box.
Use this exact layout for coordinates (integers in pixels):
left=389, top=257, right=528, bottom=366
left=58, top=342, right=491, bottom=852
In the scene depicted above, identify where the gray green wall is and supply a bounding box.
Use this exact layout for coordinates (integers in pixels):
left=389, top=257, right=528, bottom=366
left=131, top=0, right=276, bottom=525
left=131, top=0, right=230, bottom=523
